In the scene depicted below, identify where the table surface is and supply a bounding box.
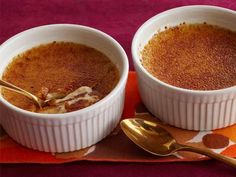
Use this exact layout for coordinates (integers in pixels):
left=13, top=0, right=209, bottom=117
left=0, top=0, right=236, bottom=176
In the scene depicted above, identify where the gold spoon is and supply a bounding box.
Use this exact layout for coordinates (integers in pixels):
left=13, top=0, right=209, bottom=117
left=120, top=118, right=236, bottom=168
left=0, top=79, right=64, bottom=108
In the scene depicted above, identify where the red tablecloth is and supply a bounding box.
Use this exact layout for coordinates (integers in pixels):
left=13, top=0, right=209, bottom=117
left=0, top=0, right=236, bottom=176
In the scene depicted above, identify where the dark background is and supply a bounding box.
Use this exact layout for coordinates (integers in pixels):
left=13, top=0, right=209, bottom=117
left=1, top=0, right=236, bottom=176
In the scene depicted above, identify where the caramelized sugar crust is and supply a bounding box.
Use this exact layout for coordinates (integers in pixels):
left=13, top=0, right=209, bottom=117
left=2, top=42, right=119, bottom=112
left=141, top=23, right=236, bottom=90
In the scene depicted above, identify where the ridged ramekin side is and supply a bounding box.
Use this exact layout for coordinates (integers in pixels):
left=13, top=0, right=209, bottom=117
left=0, top=88, right=125, bottom=152
left=135, top=66, right=236, bottom=130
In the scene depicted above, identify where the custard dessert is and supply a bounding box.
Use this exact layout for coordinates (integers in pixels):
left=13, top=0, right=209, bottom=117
left=2, top=42, right=119, bottom=113
left=141, top=23, right=236, bottom=90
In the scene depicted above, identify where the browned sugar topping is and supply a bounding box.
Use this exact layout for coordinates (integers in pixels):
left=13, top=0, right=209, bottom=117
left=2, top=42, right=119, bottom=112
left=141, top=23, right=236, bottom=90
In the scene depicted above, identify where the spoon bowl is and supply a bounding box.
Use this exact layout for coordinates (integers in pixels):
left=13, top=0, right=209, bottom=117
left=120, top=118, right=236, bottom=168
left=120, top=119, right=177, bottom=156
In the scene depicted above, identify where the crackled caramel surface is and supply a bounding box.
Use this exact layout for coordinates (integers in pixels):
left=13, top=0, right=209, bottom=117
left=141, top=23, right=236, bottom=90
left=2, top=42, right=119, bottom=112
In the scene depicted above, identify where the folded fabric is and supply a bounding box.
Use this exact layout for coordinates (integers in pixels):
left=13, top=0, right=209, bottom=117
left=0, top=72, right=235, bottom=163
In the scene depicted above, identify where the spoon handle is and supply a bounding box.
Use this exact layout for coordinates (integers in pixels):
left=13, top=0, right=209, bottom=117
left=178, top=144, right=236, bottom=168
left=0, top=79, right=41, bottom=108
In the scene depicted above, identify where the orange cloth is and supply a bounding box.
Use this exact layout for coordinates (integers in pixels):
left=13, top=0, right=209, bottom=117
left=0, top=72, right=235, bottom=163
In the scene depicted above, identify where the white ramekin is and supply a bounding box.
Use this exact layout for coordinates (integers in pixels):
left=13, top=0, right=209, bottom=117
left=0, top=24, right=129, bottom=152
left=132, top=6, right=236, bottom=130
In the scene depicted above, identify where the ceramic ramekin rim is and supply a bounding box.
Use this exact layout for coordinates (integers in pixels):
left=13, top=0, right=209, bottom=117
left=131, top=5, right=236, bottom=95
left=0, top=24, right=129, bottom=120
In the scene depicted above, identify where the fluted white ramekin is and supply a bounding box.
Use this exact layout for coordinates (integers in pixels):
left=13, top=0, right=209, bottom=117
left=132, top=6, right=236, bottom=130
left=0, top=24, right=129, bottom=152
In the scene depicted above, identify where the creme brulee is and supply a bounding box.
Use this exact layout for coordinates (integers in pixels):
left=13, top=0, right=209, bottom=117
left=141, top=23, right=236, bottom=90
left=2, top=42, right=119, bottom=113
